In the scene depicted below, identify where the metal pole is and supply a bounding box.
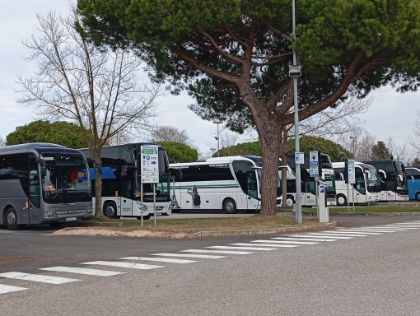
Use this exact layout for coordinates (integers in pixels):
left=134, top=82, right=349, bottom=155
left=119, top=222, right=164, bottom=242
left=292, top=0, right=302, bottom=224
left=217, top=123, right=220, bottom=156
left=140, top=183, right=144, bottom=227
left=153, top=183, right=157, bottom=226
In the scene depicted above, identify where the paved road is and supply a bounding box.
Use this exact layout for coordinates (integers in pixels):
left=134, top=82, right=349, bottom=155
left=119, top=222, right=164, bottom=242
left=2, top=216, right=420, bottom=315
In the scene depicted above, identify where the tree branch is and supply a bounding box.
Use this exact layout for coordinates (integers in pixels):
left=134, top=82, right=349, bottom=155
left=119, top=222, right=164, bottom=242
left=198, top=29, right=244, bottom=65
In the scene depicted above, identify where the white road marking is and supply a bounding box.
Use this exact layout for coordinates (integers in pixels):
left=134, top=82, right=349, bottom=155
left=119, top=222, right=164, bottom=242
left=82, top=261, right=162, bottom=270
left=371, top=226, right=412, bottom=230
left=152, top=252, right=225, bottom=259
left=314, top=232, right=370, bottom=237
left=342, top=228, right=398, bottom=233
left=251, top=239, right=319, bottom=245
left=230, top=243, right=298, bottom=248
left=0, top=272, right=78, bottom=284
left=0, top=284, right=27, bottom=294
left=304, top=234, right=353, bottom=239
left=326, top=230, right=382, bottom=235
left=121, top=257, right=197, bottom=264
left=40, top=266, right=124, bottom=277
left=181, top=249, right=251, bottom=255
left=274, top=237, right=336, bottom=242
left=207, top=245, right=275, bottom=251
left=378, top=226, right=418, bottom=230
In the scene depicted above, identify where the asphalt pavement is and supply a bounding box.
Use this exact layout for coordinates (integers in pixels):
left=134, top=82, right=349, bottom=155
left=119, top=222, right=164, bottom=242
left=2, top=215, right=420, bottom=314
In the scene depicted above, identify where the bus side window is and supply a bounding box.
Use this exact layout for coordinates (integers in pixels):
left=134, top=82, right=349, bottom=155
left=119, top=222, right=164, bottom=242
left=246, top=171, right=258, bottom=199
left=28, top=154, right=41, bottom=207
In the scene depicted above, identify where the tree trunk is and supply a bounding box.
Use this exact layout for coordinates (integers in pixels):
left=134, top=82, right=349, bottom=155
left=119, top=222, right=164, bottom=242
left=92, top=150, right=103, bottom=217
left=260, top=141, right=280, bottom=216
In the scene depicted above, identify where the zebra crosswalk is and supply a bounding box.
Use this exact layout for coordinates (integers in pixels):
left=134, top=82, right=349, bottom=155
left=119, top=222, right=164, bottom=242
left=2, top=220, right=420, bottom=296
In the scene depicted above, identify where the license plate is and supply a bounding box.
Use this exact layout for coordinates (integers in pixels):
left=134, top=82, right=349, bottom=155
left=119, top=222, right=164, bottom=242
left=65, top=217, right=77, bottom=222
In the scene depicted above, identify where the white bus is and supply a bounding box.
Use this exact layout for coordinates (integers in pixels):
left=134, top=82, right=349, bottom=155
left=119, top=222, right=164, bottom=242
left=332, top=161, right=382, bottom=205
left=0, top=143, right=93, bottom=229
left=170, top=156, right=265, bottom=213
left=80, top=143, right=173, bottom=220
left=284, top=153, right=337, bottom=207
left=362, top=160, right=409, bottom=202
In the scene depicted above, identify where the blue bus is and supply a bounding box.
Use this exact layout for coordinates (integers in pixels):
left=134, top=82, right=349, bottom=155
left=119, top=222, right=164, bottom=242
left=406, top=167, right=420, bottom=201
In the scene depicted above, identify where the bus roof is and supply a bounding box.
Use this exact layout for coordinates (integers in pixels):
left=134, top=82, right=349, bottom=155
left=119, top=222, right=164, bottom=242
left=0, top=142, right=82, bottom=155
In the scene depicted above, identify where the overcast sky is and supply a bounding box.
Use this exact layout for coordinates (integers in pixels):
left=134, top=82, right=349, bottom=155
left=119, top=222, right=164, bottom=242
left=0, top=1, right=418, bottom=157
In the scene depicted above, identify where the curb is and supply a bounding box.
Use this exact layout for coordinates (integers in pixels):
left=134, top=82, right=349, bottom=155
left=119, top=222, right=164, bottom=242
left=55, top=221, right=337, bottom=239
left=329, top=212, right=420, bottom=216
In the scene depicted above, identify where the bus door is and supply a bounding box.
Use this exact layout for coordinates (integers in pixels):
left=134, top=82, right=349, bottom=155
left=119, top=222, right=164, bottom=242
left=302, top=180, right=316, bottom=206
left=246, top=170, right=259, bottom=209
left=119, top=176, right=134, bottom=216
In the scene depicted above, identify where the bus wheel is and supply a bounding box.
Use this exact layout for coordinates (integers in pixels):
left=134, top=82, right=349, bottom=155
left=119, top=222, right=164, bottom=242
left=416, top=192, right=420, bottom=201
left=223, top=198, right=237, bottom=214
left=286, top=196, right=295, bottom=207
left=4, top=207, right=19, bottom=230
left=137, top=215, right=151, bottom=220
left=103, top=202, right=118, bottom=218
left=336, top=194, right=347, bottom=206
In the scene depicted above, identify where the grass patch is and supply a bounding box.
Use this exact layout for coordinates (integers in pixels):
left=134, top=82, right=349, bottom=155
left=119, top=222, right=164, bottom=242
left=329, top=204, right=420, bottom=214
left=84, top=214, right=318, bottom=233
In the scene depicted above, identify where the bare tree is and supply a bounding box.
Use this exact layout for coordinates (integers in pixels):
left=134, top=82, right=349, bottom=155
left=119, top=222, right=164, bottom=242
left=17, top=11, right=159, bottom=216
left=300, top=96, right=371, bottom=137
left=409, top=111, right=420, bottom=154
left=149, top=125, right=191, bottom=145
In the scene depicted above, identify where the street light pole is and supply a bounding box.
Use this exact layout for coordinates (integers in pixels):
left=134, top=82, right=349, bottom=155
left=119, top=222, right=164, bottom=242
left=290, top=0, right=302, bottom=224
left=213, top=119, right=222, bottom=156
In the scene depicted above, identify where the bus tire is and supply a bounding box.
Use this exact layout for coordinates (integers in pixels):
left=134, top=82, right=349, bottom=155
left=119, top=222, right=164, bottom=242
left=4, top=207, right=19, bottom=230
left=336, top=194, right=347, bottom=206
left=286, top=195, right=295, bottom=207
left=223, top=198, right=237, bottom=214
left=103, top=201, right=118, bottom=218
left=137, top=215, right=151, bottom=220
left=415, top=192, right=420, bottom=201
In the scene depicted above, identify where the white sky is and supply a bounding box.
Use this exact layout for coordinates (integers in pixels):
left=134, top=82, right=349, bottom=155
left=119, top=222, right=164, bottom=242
left=0, top=1, right=418, bottom=156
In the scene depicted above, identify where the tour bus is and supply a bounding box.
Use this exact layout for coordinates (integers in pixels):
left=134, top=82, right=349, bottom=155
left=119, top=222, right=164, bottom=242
left=0, top=143, right=93, bottom=229
left=285, top=153, right=337, bottom=207
left=332, top=161, right=382, bottom=205
left=80, top=143, right=172, bottom=220
left=362, top=160, right=409, bottom=201
left=170, top=156, right=266, bottom=213
left=406, top=167, right=420, bottom=201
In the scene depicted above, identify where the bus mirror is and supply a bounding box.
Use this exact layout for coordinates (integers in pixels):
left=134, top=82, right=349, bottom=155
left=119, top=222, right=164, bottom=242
left=41, top=166, right=47, bottom=177
left=378, top=169, right=386, bottom=180
left=37, top=158, right=46, bottom=167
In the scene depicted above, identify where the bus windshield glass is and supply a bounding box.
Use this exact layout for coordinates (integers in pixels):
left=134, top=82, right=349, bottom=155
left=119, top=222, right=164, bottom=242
left=365, top=166, right=382, bottom=192
left=324, top=173, right=335, bottom=193
left=41, top=153, right=90, bottom=203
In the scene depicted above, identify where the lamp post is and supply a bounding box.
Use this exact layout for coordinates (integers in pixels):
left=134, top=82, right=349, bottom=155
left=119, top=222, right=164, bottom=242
left=213, top=119, right=222, bottom=156
left=290, top=0, right=302, bottom=224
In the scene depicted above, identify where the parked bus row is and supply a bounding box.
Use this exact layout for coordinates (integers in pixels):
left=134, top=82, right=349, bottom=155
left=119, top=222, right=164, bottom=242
left=0, top=142, right=173, bottom=229
left=1, top=141, right=419, bottom=229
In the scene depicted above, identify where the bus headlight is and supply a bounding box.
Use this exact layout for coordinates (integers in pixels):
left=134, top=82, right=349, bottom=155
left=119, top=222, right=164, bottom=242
left=45, top=210, right=56, bottom=218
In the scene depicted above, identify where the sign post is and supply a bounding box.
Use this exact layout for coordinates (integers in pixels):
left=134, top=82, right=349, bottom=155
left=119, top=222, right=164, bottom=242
left=141, top=145, right=159, bottom=226
left=309, top=151, right=319, bottom=217
left=347, top=159, right=356, bottom=212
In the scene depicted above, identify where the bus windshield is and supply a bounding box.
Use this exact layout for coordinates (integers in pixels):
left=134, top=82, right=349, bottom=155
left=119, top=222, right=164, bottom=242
left=324, top=173, right=335, bottom=194
left=41, top=153, right=90, bottom=203
left=365, top=166, right=382, bottom=192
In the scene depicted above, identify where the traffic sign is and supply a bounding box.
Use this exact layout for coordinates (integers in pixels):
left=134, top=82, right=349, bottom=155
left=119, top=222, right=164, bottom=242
left=141, top=145, right=159, bottom=183
left=309, top=151, right=319, bottom=177
left=295, top=152, right=304, bottom=165
left=347, top=159, right=355, bottom=184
